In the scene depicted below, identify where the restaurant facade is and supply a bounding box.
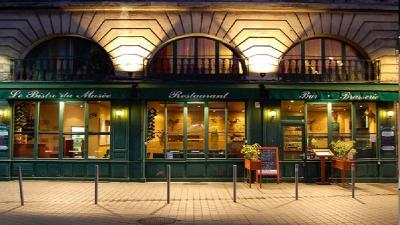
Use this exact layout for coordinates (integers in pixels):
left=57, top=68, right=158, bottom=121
left=0, top=0, right=398, bottom=182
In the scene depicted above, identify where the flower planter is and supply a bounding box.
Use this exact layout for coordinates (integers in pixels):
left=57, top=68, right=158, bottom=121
left=331, top=158, right=355, bottom=187
left=331, top=158, right=354, bottom=170
left=244, top=159, right=261, bottom=170
left=244, top=159, right=261, bottom=187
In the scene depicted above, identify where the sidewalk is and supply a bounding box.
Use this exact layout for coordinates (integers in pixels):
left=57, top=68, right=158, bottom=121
left=0, top=181, right=397, bottom=225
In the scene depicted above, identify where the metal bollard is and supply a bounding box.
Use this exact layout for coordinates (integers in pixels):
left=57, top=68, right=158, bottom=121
left=351, top=163, right=355, bottom=198
left=18, top=166, right=24, bottom=206
left=295, top=164, right=299, bottom=200
left=95, top=165, right=99, bottom=205
left=167, top=165, right=171, bottom=204
left=233, top=165, right=237, bottom=203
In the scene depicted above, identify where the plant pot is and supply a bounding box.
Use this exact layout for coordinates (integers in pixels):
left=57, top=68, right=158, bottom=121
left=331, top=158, right=354, bottom=170
left=244, top=159, right=261, bottom=170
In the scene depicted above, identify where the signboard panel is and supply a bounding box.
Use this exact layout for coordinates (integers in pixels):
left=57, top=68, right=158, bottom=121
left=269, top=90, right=398, bottom=101
left=258, top=147, right=280, bottom=183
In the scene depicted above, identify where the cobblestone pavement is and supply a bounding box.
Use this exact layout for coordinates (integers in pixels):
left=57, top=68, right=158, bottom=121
left=0, top=181, right=397, bottom=225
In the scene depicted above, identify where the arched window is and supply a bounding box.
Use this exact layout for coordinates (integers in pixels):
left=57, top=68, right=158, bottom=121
left=279, top=38, right=379, bottom=82
left=15, top=37, right=114, bottom=81
left=148, top=37, right=247, bottom=79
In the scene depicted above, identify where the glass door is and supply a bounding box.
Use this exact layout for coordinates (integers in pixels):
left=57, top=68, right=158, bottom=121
left=282, top=124, right=305, bottom=160
left=187, top=103, right=205, bottom=158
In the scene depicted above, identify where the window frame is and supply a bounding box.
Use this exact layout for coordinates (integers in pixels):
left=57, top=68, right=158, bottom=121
left=145, top=100, right=247, bottom=160
left=12, top=100, right=112, bottom=160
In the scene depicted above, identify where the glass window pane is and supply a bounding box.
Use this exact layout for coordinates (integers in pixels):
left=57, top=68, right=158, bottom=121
left=13, top=134, right=34, bottom=158
left=177, top=38, right=195, bottom=57
left=187, top=103, right=205, bottom=159
left=63, top=102, right=85, bottom=132
left=355, top=102, right=377, bottom=158
left=88, top=101, right=110, bottom=133
left=88, top=135, right=110, bottom=159
left=38, top=134, right=59, bottom=158
left=208, top=102, right=226, bottom=158
left=166, top=103, right=184, bottom=158
left=63, top=134, right=84, bottom=159
left=332, top=103, right=352, bottom=142
left=198, top=38, right=216, bottom=74
left=283, top=44, right=301, bottom=59
left=304, top=39, right=321, bottom=59
left=13, top=101, right=35, bottom=158
left=198, top=38, right=215, bottom=57
left=14, top=101, right=35, bottom=133
left=147, top=102, right=165, bottom=159
left=39, top=102, right=59, bottom=132
left=227, top=102, right=245, bottom=158
left=307, top=104, right=328, bottom=149
left=281, top=100, right=304, bottom=120
left=325, top=39, right=342, bottom=60
left=152, top=43, right=173, bottom=74
left=345, top=45, right=361, bottom=60
left=283, top=126, right=303, bottom=160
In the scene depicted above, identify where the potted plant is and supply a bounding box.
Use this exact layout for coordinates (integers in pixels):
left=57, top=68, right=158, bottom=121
left=331, top=140, right=356, bottom=170
left=241, top=143, right=261, bottom=170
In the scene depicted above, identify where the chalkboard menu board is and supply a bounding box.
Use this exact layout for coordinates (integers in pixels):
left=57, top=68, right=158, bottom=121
left=258, top=147, right=280, bottom=181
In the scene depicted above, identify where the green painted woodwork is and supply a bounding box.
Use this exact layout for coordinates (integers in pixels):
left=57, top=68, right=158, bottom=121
left=380, top=162, right=397, bottom=177
left=111, top=101, right=129, bottom=160
left=263, top=83, right=398, bottom=92
left=263, top=101, right=282, bottom=148
left=186, top=164, right=206, bottom=177
left=171, top=163, right=185, bottom=178
left=0, top=163, right=9, bottom=177
left=269, top=90, right=397, bottom=101
left=137, top=83, right=260, bottom=100
left=207, top=163, right=227, bottom=177
left=355, top=162, right=379, bottom=177
left=111, top=164, right=129, bottom=178
left=246, top=99, right=263, bottom=145
left=145, top=160, right=244, bottom=179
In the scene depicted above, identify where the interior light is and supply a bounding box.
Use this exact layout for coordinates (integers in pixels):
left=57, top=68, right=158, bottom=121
left=269, top=110, right=277, bottom=118
left=290, top=100, right=294, bottom=103
left=387, top=110, right=394, bottom=118
left=116, top=109, right=123, bottom=117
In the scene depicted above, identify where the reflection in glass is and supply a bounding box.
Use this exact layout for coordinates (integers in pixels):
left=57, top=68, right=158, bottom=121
left=355, top=102, right=377, bottom=158
left=307, top=104, right=328, bottom=149
left=281, top=100, right=304, bottom=119
left=208, top=102, right=226, bottom=158
left=227, top=102, right=245, bottom=158
left=88, top=135, right=110, bottom=159
left=38, top=134, right=59, bottom=158
left=166, top=103, right=184, bottom=158
left=187, top=103, right=205, bottom=158
left=63, top=102, right=85, bottom=132
left=147, top=102, right=165, bottom=159
left=88, top=101, right=111, bottom=159
left=332, top=103, right=352, bottom=142
left=283, top=125, right=303, bottom=160
left=39, top=102, right=59, bottom=132
left=13, top=101, right=35, bottom=158
left=63, top=102, right=85, bottom=159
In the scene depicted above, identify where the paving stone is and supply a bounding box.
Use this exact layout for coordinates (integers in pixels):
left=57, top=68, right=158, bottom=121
left=0, top=181, right=397, bottom=225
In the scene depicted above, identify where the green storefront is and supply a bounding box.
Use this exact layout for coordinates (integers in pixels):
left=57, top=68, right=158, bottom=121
left=0, top=82, right=396, bottom=182
left=264, top=84, right=398, bottom=182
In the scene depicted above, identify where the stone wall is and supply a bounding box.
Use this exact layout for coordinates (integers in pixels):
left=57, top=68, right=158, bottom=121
left=0, top=4, right=397, bottom=82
